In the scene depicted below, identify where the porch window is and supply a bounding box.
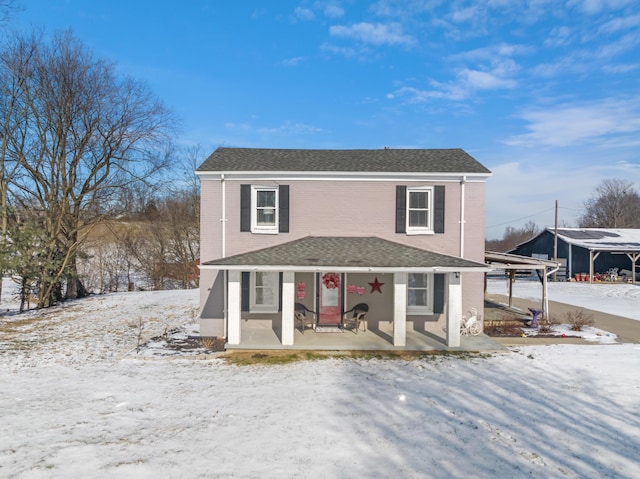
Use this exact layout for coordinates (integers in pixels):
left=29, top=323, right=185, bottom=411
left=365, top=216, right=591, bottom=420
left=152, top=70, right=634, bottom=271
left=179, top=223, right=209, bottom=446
left=406, top=187, right=433, bottom=234
left=407, top=273, right=433, bottom=314
left=252, top=186, right=278, bottom=233
left=250, top=271, right=279, bottom=313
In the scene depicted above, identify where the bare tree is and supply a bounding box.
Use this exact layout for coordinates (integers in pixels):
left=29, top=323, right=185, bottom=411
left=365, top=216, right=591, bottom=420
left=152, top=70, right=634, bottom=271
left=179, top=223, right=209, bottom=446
left=1, top=30, right=177, bottom=307
left=486, top=221, right=539, bottom=252
left=0, top=31, right=37, bottom=302
left=579, top=178, right=640, bottom=228
left=0, top=0, right=20, bottom=26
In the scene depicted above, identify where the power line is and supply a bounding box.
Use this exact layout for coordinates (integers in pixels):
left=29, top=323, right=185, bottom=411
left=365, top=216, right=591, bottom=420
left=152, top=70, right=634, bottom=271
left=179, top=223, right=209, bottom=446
left=486, top=207, right=555, bottom=230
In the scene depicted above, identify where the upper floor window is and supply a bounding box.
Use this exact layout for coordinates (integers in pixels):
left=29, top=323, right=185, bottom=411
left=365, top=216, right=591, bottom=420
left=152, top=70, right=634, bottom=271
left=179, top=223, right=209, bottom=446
left=241, top=184, right=289, bottom=234
left=396, top=185, right=445, bottom=235
left=407, top=187, right=434, bottom=234
left=252, top=186, right=278, bottom=233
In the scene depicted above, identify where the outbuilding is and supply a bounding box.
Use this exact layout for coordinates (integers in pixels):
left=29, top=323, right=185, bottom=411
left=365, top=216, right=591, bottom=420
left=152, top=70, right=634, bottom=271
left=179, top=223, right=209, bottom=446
left=510, top=228, right=640, bottom=283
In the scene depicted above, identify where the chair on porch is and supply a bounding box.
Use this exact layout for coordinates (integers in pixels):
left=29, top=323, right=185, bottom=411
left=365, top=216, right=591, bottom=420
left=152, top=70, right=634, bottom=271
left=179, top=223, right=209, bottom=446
left=295, top=303, right=316, bottom=334
left=342, top=303, right=368, bottom=334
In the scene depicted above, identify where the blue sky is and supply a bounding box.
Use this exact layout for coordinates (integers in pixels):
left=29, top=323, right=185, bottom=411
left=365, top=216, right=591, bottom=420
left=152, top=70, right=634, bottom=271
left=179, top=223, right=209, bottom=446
left=10, top=0, right=640, bottom=238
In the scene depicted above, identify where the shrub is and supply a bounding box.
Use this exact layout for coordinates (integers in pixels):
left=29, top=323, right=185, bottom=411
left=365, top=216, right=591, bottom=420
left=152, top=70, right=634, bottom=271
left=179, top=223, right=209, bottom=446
left=483, top=315, right=524, bottom=336
left=564, top=309, right=595, bottom=331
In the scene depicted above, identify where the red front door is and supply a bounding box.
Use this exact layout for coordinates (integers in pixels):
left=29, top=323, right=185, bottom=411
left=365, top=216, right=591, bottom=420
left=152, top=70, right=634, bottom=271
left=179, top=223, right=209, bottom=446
left=318, top=272, right=342, bottom=326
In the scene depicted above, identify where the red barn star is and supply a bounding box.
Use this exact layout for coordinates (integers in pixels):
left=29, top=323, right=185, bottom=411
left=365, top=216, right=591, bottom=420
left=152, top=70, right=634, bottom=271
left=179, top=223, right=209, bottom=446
left=368, top=277, right=384, bottom=293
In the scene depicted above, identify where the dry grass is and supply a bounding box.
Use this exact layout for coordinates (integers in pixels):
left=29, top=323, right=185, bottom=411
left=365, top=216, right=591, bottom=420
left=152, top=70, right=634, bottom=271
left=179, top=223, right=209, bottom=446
left=221, top=349, right=492, bottom=366
left=483, top=313, right=525, bottom=336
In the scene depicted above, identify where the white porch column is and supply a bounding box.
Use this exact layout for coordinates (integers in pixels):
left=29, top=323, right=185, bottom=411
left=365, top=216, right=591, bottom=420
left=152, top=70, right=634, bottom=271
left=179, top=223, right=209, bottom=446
left=446, top=272, right=462, bottom=347
left=281, top=271, right=295, bottom=346
left=227, top=270, right=241, bottom=345
left=393, top=272, right=407, bottom=347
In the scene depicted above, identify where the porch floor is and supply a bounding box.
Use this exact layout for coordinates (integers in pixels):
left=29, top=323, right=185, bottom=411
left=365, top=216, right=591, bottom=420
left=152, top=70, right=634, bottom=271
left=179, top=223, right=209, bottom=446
left=227, top=322, right=505, bottom=352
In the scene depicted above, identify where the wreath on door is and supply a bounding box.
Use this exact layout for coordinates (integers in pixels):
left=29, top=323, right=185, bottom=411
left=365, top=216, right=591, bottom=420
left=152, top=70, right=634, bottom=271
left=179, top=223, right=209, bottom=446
left=322, top=272, right=340, bottom=289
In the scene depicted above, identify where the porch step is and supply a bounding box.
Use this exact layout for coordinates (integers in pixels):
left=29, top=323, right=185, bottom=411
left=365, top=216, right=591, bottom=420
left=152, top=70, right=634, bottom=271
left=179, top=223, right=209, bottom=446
left=314, top=326, right=344, bottom=333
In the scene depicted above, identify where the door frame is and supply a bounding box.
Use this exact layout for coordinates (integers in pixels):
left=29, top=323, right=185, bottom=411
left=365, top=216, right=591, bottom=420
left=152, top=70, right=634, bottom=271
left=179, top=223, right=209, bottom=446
left=316, top=272, right=344, bottom=326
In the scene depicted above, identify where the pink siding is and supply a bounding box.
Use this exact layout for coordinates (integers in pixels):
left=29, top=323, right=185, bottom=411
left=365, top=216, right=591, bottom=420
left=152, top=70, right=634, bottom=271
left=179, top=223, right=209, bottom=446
left=199, top=176, right=488, bottom=330
left=219, top=180, right=471, bottom=258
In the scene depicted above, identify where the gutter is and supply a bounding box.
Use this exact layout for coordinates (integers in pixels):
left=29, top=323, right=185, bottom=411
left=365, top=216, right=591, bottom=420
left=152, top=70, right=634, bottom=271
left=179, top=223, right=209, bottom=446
left=199, top=264, right=491, bottom=273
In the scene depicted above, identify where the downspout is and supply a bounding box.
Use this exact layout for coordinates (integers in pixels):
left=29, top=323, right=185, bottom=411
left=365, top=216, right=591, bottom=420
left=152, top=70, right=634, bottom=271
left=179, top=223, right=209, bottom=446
left=221, top=174, right=228, bottom=339
left=459, top=176, right=466, bottom=309
left=459, top=176, right=466, bottom=258
left=221, top=174, right=226, bottom=258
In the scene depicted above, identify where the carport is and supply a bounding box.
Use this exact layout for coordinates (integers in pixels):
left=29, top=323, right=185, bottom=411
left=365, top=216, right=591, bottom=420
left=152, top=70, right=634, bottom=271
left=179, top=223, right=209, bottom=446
left=485, top=251, right=560, bottom=320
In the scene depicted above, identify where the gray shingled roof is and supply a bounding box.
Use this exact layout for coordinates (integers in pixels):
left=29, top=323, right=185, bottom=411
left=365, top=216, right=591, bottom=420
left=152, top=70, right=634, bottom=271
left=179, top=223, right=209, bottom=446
left=202, top=236, right=488, bottom=271
left=197, top=147, right=491, bottom=174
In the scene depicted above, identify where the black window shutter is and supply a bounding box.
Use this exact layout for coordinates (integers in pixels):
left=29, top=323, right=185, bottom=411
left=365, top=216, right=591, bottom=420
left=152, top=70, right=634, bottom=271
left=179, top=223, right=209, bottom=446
left=241, top=272, right=250, bottom=311
left=278, top=272, right=283, bottom=311
left=240, top=185, right=251, bottom=232
left=434, top=185, right=445, bottom=234
left=396, top=185, right=406, bottom=233
left=279, top=185, right=289, bottom=233
left=433, top=274, right=445, bottom=314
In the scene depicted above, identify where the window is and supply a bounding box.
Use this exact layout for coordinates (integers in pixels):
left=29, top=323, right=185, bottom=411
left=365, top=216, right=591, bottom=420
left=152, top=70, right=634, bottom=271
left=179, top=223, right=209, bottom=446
left=252, top=186, right=278, bottom=233
left=250, top=271, right=279, bottom=313
left=396, top=185, right=444, bottom=235
left=241, top=185, right=289, bottom=234
left=407, top=273, right=433, bottom=314
left=406, top=187, right=433, bottom=234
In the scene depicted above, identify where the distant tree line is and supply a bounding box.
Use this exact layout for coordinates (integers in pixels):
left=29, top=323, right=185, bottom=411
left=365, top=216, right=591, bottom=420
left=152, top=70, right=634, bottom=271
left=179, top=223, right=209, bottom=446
left=487, top=178, right=640, bottom=252
left=0, top=27, right=201, bottom=310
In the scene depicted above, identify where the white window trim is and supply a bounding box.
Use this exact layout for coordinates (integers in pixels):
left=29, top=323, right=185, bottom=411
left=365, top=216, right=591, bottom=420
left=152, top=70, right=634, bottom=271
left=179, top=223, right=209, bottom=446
left=407, top=272, right=434, bottom=315
left=251, top=185, right=279, bottom=234
left=406, top=186, right=434, bottom=235
left=250, top=271, right=279, bottom=313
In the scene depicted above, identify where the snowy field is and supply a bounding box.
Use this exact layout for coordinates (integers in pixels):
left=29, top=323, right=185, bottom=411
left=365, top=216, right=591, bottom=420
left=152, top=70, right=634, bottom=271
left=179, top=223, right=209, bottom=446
left=487, top=277, right=640, bottom=322
left=2, top=278, right=640, bottom=478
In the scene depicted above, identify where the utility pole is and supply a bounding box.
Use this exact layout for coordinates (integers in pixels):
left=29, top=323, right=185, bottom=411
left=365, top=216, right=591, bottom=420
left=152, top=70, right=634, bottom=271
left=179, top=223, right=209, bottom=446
left=554, top=200, right=558, bottom=282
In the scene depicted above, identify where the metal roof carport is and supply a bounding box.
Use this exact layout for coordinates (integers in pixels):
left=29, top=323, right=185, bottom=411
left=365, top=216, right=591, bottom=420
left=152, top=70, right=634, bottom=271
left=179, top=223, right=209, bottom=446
left=485, top=251, right=560, bottom=320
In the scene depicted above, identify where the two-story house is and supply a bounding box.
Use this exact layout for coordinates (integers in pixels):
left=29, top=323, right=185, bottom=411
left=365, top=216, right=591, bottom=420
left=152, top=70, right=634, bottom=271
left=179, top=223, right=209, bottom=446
left=196, top=148, right=491, bottom=349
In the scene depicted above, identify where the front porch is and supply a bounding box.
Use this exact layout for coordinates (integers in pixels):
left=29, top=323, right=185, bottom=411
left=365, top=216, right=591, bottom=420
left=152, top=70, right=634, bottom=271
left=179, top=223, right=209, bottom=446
left=203, top=237, right=491, bottom=350
left=227, top=320, right=504, bottom=352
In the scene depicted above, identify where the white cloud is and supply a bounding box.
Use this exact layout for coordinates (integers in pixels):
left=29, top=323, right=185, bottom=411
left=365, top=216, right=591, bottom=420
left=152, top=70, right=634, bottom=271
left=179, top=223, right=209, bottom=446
left=595, top=31, right=640, bottom=58
left=544, top=26, right=574, bottom=47
left=568, top=0, right=635, bottom=14
left=329, top=22, right=415, bottom=46
left=485, top=157, right=640, bottom=237
left=281, top=56, right=306, bottom=66
left=294, top=7, right=315, bottom=21
left=386, top=85, right=464, bottom=102
left=603, top=63, right=640, bottom=73
left=450, top=6, right=480, bottom=22
left=451, top=43, right=531, bottom=61
left=459, top=68, right=517, bottom=90
left=322, top=3, right=345, bottom=18
left=388, top=58, right=519, bottom=103
left=320, top=42, right=361, bottom=58
left=504, top=98, right=640, bottom=147
left=225, top=120, right=323, bottom=137
left=569, top=0, right=606, bottom=14
left=598, top=13, right=640, bottom=34
left=257, top=121, right=323, bottom=135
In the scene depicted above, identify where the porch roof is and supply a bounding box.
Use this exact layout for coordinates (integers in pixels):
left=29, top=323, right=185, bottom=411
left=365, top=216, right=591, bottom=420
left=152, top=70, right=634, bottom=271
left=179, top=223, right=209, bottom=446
left=201, top=236, right=490, bottom=273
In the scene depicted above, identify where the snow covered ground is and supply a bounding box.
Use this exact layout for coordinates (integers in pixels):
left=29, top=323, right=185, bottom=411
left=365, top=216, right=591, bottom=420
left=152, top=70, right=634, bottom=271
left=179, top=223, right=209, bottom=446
left=487, top=277, right=640, bottom=322
left=1, top=278, right=640, bottom=478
